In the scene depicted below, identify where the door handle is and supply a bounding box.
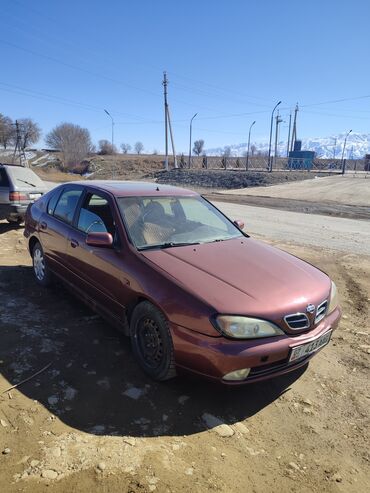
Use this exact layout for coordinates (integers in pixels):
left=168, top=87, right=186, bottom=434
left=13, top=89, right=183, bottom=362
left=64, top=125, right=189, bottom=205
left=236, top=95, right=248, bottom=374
left=40, top=221, right=47, bottom=230
left=70, top=239, right=79, bottom=248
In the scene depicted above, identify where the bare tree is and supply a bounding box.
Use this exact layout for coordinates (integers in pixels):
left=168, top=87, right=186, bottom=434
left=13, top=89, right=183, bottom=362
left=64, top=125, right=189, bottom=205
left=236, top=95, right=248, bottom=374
left=134, top=141, right=144, bottom=154
left=98, top=139, right=116, bottom=155
left=223, top=146, right=232, bottom=157
left=120, top=143, right=131, bottom=154
left=250, top=144, right=256, bottom=156
left=193, top=139, right=204, bottom=156
left=0, top=114, right=14, bottom=149
left=45, top=123, right=93, bottom=168
left=17, top=118, right=41, bottom=149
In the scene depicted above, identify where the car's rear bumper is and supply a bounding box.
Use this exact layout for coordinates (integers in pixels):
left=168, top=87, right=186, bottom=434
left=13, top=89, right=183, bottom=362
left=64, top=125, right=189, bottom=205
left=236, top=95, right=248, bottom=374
left=170, top=306, right=341, bottom=384
left=0, top=203, right=29, bottom=221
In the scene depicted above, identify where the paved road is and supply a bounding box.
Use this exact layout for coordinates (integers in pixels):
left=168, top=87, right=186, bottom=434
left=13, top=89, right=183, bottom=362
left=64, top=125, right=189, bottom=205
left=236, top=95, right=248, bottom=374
left=215, top=201, right=370, bottom=256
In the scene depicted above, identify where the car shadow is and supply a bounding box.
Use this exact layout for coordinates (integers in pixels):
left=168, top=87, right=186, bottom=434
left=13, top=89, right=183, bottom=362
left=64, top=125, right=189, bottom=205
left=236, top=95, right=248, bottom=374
left=0, top=220, right=23, bottom=234
left=0, top=264, right=307, bottom=438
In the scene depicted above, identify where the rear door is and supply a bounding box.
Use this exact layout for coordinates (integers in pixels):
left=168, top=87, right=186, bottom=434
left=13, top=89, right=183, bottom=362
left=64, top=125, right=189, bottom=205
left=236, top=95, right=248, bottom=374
left=38, top=185, right=84, bottom=278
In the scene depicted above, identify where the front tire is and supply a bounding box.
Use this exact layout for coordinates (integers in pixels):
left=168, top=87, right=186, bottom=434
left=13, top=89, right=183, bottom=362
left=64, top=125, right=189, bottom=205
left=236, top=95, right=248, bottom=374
left=130, top=301, right=176, bottom=381
left=32, top=241, right=52, bottom=287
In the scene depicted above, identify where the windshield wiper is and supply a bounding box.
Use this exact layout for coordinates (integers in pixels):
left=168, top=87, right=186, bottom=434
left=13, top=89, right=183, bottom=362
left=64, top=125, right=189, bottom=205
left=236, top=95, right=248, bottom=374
left=139, top=241, right=201, bottom=251
left=16, top=178, right=36, bottom=187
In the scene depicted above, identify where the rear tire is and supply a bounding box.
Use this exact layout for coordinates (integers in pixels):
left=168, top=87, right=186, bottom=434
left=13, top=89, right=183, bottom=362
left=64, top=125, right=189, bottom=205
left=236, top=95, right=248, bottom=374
left=32, top=241, right=52, bottom=287
left=130, top=301, right=176, bottom=381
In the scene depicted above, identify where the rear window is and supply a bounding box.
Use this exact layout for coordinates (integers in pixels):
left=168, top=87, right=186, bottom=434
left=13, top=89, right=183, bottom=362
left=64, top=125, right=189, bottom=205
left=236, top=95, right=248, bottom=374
left=0, top=168, right=10, bottom=187
left=7, top=166, right=45, bottom=188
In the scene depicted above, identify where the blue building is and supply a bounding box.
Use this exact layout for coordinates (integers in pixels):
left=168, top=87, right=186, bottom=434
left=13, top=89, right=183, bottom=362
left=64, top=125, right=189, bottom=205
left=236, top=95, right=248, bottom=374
left=288, top=141, right=315, bottom=170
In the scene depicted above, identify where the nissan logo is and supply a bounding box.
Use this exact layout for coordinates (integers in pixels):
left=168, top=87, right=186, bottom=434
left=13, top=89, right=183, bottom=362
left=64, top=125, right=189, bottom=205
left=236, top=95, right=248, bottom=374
left=306, top=304, right=316, bottom=314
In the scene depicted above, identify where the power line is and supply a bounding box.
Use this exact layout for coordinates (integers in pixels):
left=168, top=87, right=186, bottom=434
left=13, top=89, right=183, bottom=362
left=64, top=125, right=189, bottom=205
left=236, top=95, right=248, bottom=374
left=0, top=82, right=158, bottom=122
left=301, top=94, right=370, bottom=108
left=302, top=109, right=370, bottom=120
left=167, top=70, right=274, bottom=103
left=0, top=39, right=162, bottom=99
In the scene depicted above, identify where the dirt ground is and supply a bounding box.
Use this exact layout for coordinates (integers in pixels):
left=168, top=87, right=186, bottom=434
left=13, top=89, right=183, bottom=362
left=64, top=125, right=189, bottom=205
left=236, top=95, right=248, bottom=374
left=0, top=215, right=369, bottom=493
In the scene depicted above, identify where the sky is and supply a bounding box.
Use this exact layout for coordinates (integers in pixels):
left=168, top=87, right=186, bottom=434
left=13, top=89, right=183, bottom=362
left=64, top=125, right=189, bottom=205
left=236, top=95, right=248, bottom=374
left=1, top=0, right=370, bottom=153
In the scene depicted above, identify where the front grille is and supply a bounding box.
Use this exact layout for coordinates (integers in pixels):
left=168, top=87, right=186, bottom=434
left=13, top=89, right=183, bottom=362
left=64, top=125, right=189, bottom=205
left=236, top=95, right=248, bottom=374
left=284, top=313, right=310, bottom=330
left=248, top=354, right=311, bottom=378
left=315, top=299, right=328, bottom=324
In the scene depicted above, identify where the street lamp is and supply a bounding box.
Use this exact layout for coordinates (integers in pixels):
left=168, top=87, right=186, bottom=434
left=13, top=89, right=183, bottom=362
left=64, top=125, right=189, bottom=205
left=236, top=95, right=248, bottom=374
left=104, top=109, right=114, bottom=150
left=267, top=101, right=281, bottom=172
left=188, top=113, right=198, bottom=168
left=104, top=109, right=115, bottom=179
left=341, top=129, right=352, bottom=174
left=246, top=120, right=256, bottom=171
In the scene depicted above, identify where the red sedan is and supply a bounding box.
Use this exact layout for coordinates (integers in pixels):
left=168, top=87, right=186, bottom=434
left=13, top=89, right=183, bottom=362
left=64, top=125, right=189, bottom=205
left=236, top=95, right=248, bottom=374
left=24, top=181, right=341, bottom=384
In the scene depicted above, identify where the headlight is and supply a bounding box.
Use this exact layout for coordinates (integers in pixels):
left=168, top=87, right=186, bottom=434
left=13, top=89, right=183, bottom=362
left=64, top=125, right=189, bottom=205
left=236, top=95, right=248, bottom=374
left=328, top=281, right=338, bottom=314
left=214, top=315, right=284, bottom=339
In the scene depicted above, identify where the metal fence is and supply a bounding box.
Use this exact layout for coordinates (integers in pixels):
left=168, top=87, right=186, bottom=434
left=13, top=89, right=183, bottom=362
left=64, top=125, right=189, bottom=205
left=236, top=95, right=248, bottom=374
left=176, top=155, right=367, bottom=173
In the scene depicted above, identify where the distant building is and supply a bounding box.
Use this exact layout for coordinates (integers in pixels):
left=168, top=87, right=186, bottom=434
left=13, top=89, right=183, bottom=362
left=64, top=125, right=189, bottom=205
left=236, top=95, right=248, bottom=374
left=288, top=140, right=315, bottom=170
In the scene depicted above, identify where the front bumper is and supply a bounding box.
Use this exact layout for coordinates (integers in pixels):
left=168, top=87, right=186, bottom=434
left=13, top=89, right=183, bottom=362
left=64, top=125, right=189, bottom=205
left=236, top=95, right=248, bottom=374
left=171, top=306, right=341, bottom=384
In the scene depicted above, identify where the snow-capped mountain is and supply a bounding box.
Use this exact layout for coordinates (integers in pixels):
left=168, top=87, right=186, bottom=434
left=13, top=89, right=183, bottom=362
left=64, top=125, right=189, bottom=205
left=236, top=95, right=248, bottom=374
left=205, top=133, right=370, bottom=159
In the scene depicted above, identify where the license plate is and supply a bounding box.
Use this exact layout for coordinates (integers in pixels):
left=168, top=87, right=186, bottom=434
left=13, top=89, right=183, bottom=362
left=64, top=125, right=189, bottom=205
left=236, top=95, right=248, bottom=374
left=289, top=330, right=332, bottom=362
left=29, top=193, right=41, bottom=200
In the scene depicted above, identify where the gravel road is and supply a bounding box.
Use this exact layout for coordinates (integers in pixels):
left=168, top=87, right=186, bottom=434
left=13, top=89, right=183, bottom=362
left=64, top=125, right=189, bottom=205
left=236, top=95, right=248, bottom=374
left=215, top=201, right=370, bottom=256
left=222, top=175, right=370, bottom=206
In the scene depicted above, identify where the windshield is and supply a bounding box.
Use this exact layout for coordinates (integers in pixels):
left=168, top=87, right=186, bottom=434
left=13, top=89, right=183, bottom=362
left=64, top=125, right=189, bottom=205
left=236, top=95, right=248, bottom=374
left=117, top=195, right=244, bottom=250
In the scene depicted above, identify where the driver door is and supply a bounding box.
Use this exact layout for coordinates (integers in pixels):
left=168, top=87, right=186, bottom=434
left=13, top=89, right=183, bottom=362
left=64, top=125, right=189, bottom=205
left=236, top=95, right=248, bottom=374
left=65, top=190, right=126, bottom=320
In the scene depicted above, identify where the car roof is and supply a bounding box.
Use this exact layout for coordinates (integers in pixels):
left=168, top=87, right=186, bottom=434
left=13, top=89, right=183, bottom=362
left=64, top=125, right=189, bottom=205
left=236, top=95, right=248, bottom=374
left=61, top=180, right=198, bottom=197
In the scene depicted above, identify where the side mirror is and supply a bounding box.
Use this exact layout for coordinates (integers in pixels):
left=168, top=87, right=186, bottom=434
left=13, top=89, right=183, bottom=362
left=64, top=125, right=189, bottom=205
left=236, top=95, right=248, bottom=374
left=86, top=232, right=113, bottom=247
left=233, top=219, right=245, bottom=230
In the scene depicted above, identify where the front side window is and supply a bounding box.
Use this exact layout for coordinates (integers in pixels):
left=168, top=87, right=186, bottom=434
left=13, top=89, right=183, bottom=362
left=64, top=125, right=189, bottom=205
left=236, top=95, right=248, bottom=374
left=117, top=195, right=243, bottom=249
left=53, top=189, right=83, bottom=225
left=77, top=193, right=115, bottom=235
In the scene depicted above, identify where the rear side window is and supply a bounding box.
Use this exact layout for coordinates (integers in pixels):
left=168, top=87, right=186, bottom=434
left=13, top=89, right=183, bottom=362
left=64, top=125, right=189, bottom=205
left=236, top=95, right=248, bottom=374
left=47, top=189, right=62, bottom=215
left=0, top=168, right=10, bottom=187
left=53, top=189, right=83, bottom=225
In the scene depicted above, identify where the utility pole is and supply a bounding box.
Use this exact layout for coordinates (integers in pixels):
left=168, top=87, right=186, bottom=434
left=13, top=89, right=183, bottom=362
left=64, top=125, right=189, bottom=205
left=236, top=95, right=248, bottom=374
left=163, top=71, right=169, bottom=171
left=290, top=103, right=299, bottom=152
left=286, top=112, right=292, bottom=157
left=333, top=137, right=337, bottom=160
left=273, top=111, right=283, bottom=169
left=13, top=120, right=27, bottom=166
left=166, top=106, right=178, bottom=168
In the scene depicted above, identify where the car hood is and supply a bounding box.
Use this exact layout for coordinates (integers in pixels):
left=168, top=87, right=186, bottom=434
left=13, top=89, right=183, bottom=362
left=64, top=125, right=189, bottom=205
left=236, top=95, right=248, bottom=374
left=141, top=237, right=331, bottom=319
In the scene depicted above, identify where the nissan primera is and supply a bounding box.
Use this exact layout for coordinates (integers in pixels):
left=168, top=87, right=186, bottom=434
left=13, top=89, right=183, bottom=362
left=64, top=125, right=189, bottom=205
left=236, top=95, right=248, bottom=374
left=24, top=181, right=341, bottom=384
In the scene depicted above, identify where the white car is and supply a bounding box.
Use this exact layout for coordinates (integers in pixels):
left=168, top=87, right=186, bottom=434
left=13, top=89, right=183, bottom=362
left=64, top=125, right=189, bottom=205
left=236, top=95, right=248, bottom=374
left=0, top=164, right=47, bottom=224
